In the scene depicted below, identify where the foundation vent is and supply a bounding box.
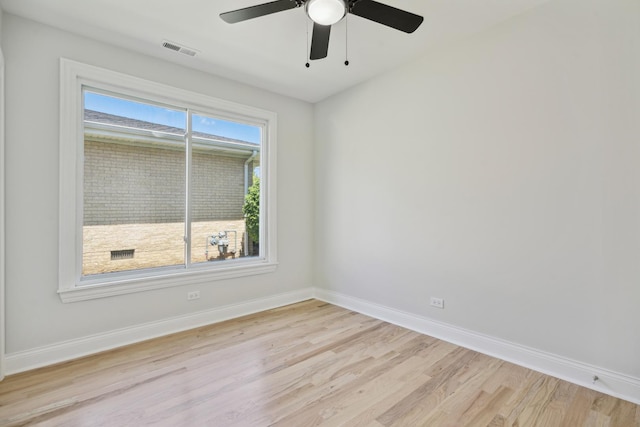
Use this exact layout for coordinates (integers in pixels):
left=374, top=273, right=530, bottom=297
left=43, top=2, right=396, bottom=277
left=162, top=41, right=198, bottom=57
left=111, top=249, right=135, bottom=260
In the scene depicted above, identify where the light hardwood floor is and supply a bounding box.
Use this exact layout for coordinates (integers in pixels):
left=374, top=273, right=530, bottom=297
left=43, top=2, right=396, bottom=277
left=0, top=300, right=638, bottom=426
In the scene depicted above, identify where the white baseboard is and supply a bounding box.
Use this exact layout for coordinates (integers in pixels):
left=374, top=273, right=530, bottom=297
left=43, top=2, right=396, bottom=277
left=6, top=286, right=639, bottom=405
left=5, top=288, right=314, bottom=375
left=313, top=288, right=640, bottom=405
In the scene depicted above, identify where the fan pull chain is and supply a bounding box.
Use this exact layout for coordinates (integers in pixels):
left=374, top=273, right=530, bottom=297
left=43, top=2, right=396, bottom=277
left=305, top=17, right=310, bottom=68
left=344, top=15, right=349, bottom=66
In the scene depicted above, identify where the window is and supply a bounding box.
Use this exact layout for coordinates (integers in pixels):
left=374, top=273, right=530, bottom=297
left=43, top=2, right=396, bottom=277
left=59, top=59, right=277, bottom=302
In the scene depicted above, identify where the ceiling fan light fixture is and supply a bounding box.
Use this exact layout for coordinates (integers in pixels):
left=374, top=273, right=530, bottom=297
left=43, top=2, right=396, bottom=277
left=306, top=0, right=346, bottom=26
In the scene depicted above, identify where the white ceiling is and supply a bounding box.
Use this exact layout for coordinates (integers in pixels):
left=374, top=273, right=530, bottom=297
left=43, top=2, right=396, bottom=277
left=0, top=0, right=550, bottom=102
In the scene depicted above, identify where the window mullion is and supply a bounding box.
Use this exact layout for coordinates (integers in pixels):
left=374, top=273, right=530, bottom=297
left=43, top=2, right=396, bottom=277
left=185, top=110, right=193, bottom=268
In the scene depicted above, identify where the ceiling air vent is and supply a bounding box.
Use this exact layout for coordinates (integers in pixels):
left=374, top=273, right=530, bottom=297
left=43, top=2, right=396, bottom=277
left=162, top=40, right=198, bottom=57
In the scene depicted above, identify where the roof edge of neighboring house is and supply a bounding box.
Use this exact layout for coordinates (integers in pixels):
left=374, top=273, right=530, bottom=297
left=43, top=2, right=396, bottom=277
left=84, top=110, right=260, bottom=158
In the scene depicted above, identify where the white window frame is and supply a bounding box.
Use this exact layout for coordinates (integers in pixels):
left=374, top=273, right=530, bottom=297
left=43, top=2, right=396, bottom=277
left=58, top=58, right=277, bottom=303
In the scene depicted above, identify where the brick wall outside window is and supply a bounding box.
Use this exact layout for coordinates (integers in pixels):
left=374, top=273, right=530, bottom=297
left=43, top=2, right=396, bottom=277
left=84, top=140, right=248, bottom=226
left=82, top=139, right=257, bottom=275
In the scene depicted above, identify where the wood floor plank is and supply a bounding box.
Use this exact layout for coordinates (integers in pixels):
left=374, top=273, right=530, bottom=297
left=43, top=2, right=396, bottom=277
left=461, top=386, right=514, bottom=427
left=0, top=300, right=638, bottom=427
left=419, top=358, right=506, bottom=425
left=376, top=349, right=478, bottom=425
left=266, top=356, right=432, bottom=426
left=511, top=375, right=561, bottom=426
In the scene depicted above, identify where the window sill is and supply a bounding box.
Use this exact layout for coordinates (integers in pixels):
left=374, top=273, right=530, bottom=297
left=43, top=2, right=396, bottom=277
left=58, top=261, right=278, bottom=303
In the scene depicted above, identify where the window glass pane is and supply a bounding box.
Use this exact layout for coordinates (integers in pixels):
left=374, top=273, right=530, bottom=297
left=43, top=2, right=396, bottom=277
left=190, top=113, right=261, bottom=264
left=82, top=90, right=187, bottom=276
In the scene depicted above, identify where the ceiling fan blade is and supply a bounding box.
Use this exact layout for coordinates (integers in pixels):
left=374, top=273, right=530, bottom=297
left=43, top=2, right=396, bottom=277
left=310, top=23, right=331, bottom=60
left=350, top=0, right=423, bottom=33
left=220, top=0, right=298, bottom=24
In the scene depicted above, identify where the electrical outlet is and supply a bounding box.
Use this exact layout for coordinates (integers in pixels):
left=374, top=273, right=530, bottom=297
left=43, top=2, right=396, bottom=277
left=430, top=297, right=444, bottom=309
left=187, top=291, right=200, bottom=301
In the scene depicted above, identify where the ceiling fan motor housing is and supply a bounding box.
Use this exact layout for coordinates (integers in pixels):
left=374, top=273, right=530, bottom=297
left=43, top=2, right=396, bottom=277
left=305, top=0, right=347, bottom=26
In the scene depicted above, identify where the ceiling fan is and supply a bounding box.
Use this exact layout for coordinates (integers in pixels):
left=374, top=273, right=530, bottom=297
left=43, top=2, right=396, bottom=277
left=220, top=0, right=423, bottom=61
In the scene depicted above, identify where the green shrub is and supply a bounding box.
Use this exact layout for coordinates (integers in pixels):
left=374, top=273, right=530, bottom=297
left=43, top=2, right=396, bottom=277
left=243, top=176, right=260, bottom=243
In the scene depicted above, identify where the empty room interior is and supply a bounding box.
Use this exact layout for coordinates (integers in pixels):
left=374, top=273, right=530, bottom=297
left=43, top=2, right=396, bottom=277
left=0, top=0, right=639, bottom=425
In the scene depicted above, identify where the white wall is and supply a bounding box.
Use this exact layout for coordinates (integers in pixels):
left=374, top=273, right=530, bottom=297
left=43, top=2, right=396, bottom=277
left=315, top=0, right=640, bottom=380
left=2, top=14, right=314, bottom=356
left=0, top=5, right=6, bottom=378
